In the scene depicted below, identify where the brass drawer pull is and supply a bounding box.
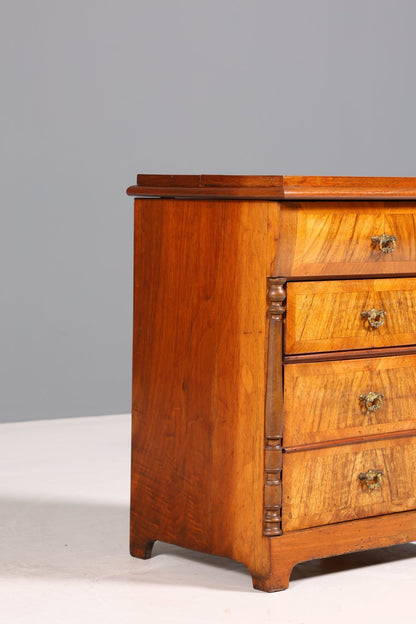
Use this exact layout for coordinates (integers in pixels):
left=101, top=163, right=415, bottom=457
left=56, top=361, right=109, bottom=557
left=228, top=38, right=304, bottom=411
left=359, top=391, right=384, bottom=412
left=358, top=469, right=383, bottom=492
left=371, top=233, right=397, bottom=253
left=361, top=308, right=386, bottom=328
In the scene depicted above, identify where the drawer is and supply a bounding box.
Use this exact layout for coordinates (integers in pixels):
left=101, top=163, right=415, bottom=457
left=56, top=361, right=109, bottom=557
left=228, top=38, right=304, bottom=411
left=276, top=202, right=416, bottom=278
left=282, top=435, right=416, bottom=531
left=285, top=277, right=416, bottom=354
left=284, top=354, right=416, bottom=447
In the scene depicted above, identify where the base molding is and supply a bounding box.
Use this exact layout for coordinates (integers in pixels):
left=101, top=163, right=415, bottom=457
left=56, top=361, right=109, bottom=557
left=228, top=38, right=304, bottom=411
left=130, top=510, right=416, bottom=592
left=252, top=509, right=416, bottom=591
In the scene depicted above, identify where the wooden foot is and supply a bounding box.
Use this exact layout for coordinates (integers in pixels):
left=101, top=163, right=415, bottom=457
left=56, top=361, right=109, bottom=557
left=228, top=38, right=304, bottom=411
left=130, top=538, right=155, bottom=560
left=251, top=563, right=293, bottom=592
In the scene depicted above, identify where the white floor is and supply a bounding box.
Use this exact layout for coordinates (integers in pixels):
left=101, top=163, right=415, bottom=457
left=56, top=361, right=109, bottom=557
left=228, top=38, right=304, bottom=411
left=1, top=414, right=415, bottom=624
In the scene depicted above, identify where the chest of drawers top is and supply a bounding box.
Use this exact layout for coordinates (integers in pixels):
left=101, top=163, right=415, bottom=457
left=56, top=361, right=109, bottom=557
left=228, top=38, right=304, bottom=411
left=127, top=174, right=416, bottom=200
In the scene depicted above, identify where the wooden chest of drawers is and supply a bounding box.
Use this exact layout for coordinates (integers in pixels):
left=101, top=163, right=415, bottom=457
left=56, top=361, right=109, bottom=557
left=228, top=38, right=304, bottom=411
left=127, top=175, right=416, bottom=591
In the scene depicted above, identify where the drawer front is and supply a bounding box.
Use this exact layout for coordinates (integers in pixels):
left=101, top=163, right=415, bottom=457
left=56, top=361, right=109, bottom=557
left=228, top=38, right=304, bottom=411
left=282, top=436, right=416, bottom=532
left=285, top=277, right=416, bottom=354
left=276, top=202, right=416, bottom=278
left=284, top=355, right=416, bottom=446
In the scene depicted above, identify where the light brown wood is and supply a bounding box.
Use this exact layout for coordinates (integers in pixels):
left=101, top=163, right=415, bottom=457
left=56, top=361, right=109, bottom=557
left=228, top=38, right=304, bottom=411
left=282, top=176, right=416, bottom=199
left=284, top=354, right=416, bottom=446
left=127, top=175, right=416, bottom=200
left=255, top=509, right=416, bottom=591
left=130, top=197, right=279, bottom=578
left=285, top=277, right=416, bottom=354
left=282, top=435, right=416, bottom=532
left=276, top=202, right=416, bottom=277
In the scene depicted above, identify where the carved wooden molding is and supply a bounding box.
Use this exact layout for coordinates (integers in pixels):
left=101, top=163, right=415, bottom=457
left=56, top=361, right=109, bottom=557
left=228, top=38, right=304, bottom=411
left=263, top=277, right=286, bottom=537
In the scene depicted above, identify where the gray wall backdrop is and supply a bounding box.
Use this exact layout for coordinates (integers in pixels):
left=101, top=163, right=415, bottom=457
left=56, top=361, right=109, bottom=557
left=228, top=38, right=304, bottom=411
left=1, top=0, right=416, bottom=423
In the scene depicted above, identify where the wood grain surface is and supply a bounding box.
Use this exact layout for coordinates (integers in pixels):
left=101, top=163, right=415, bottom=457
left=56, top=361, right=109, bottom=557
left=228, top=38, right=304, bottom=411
left=285, top=277, right=416, bottom=354
left=130, top=197, right=279, bottom=579
left=284, top=354, right=416, bottom=446
left=284, top=344, right=416, bottom=364
left=127, top=175, right=285, bottom=199
left=256, top=509, right=416, bottom=591
left=282, top=435, right=416, bottom=531
left=127, top=175, right=416, bottom=200
left=282, top=176, right=416, bottom=199
left=276, top=202, right=416, bottom=277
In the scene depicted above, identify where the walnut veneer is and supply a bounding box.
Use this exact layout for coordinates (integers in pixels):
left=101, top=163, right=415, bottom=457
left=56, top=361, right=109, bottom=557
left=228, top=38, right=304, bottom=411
left=127, top=175, right=416, bottom=591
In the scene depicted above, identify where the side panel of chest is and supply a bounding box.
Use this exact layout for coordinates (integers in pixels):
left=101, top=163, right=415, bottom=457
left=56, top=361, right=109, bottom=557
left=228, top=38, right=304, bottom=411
left=130, top=197, right=279, bottom=572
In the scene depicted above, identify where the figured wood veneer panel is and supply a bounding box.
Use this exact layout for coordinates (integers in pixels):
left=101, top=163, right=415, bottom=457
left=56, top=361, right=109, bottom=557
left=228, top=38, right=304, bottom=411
left=284, top=355, right=416, bottom=446
left=285, top=277, right=416, bottom=354
left=282, top=436, right=416, bottom=531
left=277, top=202, right=416, bottom=277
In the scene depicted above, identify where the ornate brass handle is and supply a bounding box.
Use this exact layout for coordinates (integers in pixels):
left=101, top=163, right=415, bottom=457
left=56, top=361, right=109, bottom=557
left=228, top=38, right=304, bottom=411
left=359, top=391, right=384, bottom=412
left=361, top=308, right=386, bottom=328
left=358, top=469, right=383, bottom=492
left=371, top=233, right=397, bottom=254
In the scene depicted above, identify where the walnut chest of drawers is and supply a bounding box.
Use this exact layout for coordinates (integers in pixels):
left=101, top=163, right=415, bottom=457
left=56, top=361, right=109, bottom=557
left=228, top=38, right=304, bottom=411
left=127, top=175, right=416, bottom=591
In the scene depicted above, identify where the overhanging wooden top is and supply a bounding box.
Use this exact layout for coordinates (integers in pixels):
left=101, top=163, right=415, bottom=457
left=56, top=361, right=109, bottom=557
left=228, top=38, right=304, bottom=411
left=126, top=175, right=416, bottom=200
